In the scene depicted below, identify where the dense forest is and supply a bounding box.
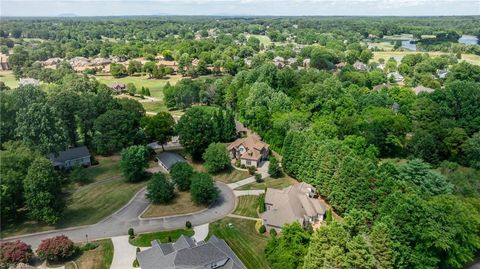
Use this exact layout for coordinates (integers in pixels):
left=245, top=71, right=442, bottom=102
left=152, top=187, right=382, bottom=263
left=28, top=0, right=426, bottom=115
left=1, top=16, right=479, bottom=269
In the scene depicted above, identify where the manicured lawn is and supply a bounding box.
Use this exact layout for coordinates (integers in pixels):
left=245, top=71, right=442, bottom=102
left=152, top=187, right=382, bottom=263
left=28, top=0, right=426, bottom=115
left=248, top=34, right=272, bottom=47
left=0, top=70, right=18, bottom=88
left=372, top=51, right=480, bottom=66
left=85, top=155, right=122, bottom=182
left=187, top=157, right=251, bottom=184
left=208, top=217, right=269, bottom=269
left=141, top=101, right=167, bottom=114
left=237, top=174, right=297, bottom=190
left=234, top=196, right=259, bottom=218
left=65, top=239, right=114, bottom=269
left=141, top=191, right=206, bottom=218
left=129, top=228, right=194, bottom=247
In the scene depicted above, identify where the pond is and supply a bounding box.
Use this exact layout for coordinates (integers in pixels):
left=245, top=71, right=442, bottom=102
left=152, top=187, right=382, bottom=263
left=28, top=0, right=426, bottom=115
left=458, top=35, right=479, bottom=45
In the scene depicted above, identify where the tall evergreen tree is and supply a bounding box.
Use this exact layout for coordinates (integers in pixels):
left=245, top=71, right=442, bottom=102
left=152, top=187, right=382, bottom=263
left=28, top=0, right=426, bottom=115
left=223, top=109, right=237, bottom=142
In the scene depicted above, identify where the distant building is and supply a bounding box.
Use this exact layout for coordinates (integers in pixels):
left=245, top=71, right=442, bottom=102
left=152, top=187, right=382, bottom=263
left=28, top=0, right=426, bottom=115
left=49, top=146, right=91, bottom=169
left=137, top=235, right=246, bottom=269
left=353, top=61, right=368, bottom=71
left=0, top=53, right=9, bottom=70
left=111, top=82, right=126, bottom=94
left=156, top=152, right=185, bottom=172
left=286, top=58, right=297, bottom=66
left=388, top=71, right=404, bottom=82
left=436, top=69, right=448, bottom=79
left=303, top=58, right=311, bottom=68
left=412, top=85, right=435, bottom=95
left=228, top=135, right=269, bottom=167
left=18, top=78, right=40, bottom=87
left=235, top=121, right=248, bottom=137
left=273, top=56, right=285, bottom=69
left=261, top=183, right=326, bottom=232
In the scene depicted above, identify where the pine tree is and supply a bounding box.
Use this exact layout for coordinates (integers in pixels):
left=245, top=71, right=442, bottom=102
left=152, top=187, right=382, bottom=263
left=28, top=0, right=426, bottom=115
left=369, top=222, right=395, bottom=269
left=223, top=109, right=236, bottom=142
left=214, top=109, right=224, bottom=142
left=145, top=88, right=151, bottom=96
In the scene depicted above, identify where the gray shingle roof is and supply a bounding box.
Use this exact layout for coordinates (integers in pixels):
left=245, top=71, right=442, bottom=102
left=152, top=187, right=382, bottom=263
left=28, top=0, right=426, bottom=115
left=137, top=235, right=246, bottom=269
left=157, top=152, right=186, bottom=171
left=49, top=146, right=90, bottom=163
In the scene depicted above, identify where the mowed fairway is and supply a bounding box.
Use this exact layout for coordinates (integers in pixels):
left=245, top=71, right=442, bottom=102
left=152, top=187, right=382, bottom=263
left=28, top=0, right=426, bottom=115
left=0, top=71, right=18, bottom=88
left=209, top=217, right=269, bottom=269
left=234, top=196, right=259, bottom=218
left=372, top=51, right=480, bottom=65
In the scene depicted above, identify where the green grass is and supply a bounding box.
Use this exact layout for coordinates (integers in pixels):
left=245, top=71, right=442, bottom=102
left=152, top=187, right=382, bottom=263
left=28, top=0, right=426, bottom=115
left=85, top=155, right=121, bottom=182
left=188, top=158, right=251, bottom=184
left=237, top=174, right=297, bottom=190
left=141, top=101, right=167, bottom=114
left=129, top=229, right=194, bottom=247
left=249, top=34, right=272, bottom=47
left=234, top=196, right=259, bottom=218
left=372, top=51, right=480, bottom=66
left=0, top=71, right=18, bottom=88
left=65, top=239, right=114, bottom=269
left=209, top=217, right=269, bottom=269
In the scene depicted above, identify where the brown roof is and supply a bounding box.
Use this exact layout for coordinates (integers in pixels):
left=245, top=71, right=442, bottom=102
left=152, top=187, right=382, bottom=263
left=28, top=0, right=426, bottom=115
left=228, top=135, right=268, bottom=162
left=262, top=183, right=326, bottom=229
left=412, top=85, right=435, bottom=95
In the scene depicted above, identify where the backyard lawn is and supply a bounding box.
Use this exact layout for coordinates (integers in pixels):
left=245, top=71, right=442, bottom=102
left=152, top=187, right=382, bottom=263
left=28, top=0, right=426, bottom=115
left=233, top=196, right=259, bottom=218
left=237, top=174, right=297, bottom=190
left=208, top=217, right=269, bottom=269
left=65, top=239, right=114, bottom=269
left=187, top=157, right=251, bottom=184
left=141, top=191, right=206, bottom=218
left=130, top=228, right=194, bottom=247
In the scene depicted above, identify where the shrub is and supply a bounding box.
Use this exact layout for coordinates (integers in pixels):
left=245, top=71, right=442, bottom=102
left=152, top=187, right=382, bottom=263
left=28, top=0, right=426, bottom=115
left=0, top=240, right=32, bottom=266
left=235, top=159, right=241, bottom=167
left=326, top=208, right=333, bottom=223
left=254, top=173, right=263, bottom=183
left=259, top=224, right=266, bottom=234
left=190, top=172, right=220, bottom=205
left=240, top=164, right=246, bottom=169
left=170, top=162, right=194, bottom=191
left=270, top=229, right=277, bottom=237
left=146, top=173, right=175, bottom=204
left=258, top=193, right=266, bottom=213
left=80, top=242, right=98, bottom=251
left=120, top=145, right=149, bottom=182
left=36, top=235, right=75, bottom=261
left=70, top=165, right=91, bottom=185
left=202, top=143, right=230, bottom=173
left=133, top=258, right=139, bottom=267
left=247, top=166, right=256, bottom=175
left=186, top=221, right=192, bottom=229
left=128, top=228, right=135, bottom=239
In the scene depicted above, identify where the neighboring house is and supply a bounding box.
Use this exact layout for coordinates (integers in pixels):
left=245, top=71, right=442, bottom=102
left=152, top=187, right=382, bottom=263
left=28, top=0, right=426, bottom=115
left=42, top=57, right=63, bottom=69
left=137, top=235, right=246, bottom=269
left=412, top=85, right=435, bottom=95
left=49, top=146, right=91, bottom=169
left=18, top=78, right=40, bottom=87
left=235, top=121, right=248, bottom=137
left=191, top=58, right=200, bottom=66
left=353, top=61, right=368, bottom=71
left=273, top=56, right=285, bottom=69
left=303, top=58, right=311, bottom=68
left=261, top=183, right=326, bottom=232
left=228, top=135, right=269, bottom=167
left=436, top=69, right=448, bottom=79
left=156, top=152, right=185, bottom=172
left=0, top=53, right=9, bottom=70
left=388, top=71, right=404, bottom=82
left=111, top=82, right=126, bottom=94
left=286, top=58, right=297, bottom=66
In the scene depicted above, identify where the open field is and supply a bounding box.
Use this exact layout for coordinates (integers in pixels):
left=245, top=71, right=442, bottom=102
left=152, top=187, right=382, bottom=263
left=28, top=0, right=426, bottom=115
left=1, top=156, right=148, bottom=237
left=0, top=71, right=18, bottom=88
left=141, top=191, right=206, bottom=218
left=372, top=51, right=480, bottom=65
left=129, top=228, right=194, bottom=247
left=234, top=196, right=259, bottom=218
left=65, top=239, right=114, bottom=269
left=237, top=174, right=297, bottom=190
left=209, top=217, right=269, bottom=269
left=248, top=34, right=272, bottom=47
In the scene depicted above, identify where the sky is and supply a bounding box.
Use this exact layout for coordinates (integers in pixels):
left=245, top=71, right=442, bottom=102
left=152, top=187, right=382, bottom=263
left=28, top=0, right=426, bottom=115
left=1, top=0, right=479, bottom=17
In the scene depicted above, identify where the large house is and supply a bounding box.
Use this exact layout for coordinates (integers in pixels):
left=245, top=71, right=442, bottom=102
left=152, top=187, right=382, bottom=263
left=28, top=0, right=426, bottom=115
left=137, top=235, right=246, bottom=269
left=261, top=183, right=326, bottom=232
left=228, top=135, right=269, bottom=167
left=49, top=146, right=91, bottom=169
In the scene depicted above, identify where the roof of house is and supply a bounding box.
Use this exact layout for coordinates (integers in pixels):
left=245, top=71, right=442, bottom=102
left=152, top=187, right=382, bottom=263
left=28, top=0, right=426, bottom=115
left=261, top=183, right=326, bottom=229
left=49, top=146, right=90, bottom=163
left=412, top=85, right=435, bottom=95
left=111, top=82, right=126, bottom=89
left=353, top=61, right=367, bottom=70
left=157, top=152, right=185, bottom=171
left=137, top=235, right=246, bottom=269
left=228, top=136, right=268, bottom=161
left=235, top=121, right=248, bottom=133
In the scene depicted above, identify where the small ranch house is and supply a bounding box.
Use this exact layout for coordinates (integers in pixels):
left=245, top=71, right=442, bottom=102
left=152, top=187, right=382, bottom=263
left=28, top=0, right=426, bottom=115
left=49, top=146, right=91, bottom=169
left=156, top=152, right=185, bottom=172
left=228, top=135, right=269, bottom=167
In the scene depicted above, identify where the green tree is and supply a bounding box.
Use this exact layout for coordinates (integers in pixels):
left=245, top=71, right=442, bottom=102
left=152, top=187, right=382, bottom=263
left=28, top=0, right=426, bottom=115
left=120, top=145, right=149, bottom=182
left=23, top=157, right=64, bottom=224
left=141, top=112, right=175, bottom=151
left=190, top=172, right=219, bottom=205
left=93, top=109, right=139, bottom=155
left=170, top=162, right=194, bottom=191
left=110, top=63, right=127, bottom=78
left=344, top=235, right=375, bottom=269
left=15, top=103, right=68, bottom=155
left=146, top=173, right=175, bottom=204
left=176, top=107, right=217, bottom=159
left=69, top=165, right=91, bottom=185
left=370, top=222, right=394, bottom=269
left=203, top=143, right=230, bottom=173
left=398, top=159, right=452, bottom=196
left=127, top=83, right=137, bottom=96
left=462, top=132, right=480, bottom=168
left=48, top=90, right=79, bottom=146
left=223, top=109, right=237, bottom=142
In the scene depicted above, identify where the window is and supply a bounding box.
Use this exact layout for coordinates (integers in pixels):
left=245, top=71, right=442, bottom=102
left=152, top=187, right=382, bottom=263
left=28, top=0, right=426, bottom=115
left=246, top=161, right=251, bottom=166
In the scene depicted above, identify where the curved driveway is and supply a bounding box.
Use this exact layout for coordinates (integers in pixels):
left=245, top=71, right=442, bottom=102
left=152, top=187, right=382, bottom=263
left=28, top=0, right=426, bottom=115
left=2, top=182, right=235, bottom=248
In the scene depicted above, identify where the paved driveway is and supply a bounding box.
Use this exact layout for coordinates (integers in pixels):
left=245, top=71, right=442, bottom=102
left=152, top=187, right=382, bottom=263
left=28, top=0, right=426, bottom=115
left=2, top=183, right=235, bottom=248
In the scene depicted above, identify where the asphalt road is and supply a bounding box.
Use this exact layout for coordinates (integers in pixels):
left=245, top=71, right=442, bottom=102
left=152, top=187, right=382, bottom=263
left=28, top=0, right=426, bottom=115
left=2, top=182, right=235, bottom=248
